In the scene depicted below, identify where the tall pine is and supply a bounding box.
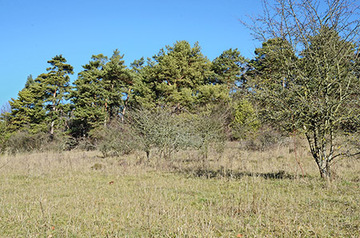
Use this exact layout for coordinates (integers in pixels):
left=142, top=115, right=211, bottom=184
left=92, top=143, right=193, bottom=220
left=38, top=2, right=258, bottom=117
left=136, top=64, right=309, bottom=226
left=35, top=55, right=73, bottom=138
left=71, top=50, right=132, bottom=137
left=8, top=75, right=46, bottom=134
left=131, top=41, right=226, bottom=110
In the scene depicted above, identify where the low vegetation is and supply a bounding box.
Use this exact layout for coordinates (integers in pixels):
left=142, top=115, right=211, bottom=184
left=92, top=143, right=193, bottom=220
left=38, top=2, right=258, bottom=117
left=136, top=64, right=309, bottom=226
left=0, top=142, right=359, bottom=237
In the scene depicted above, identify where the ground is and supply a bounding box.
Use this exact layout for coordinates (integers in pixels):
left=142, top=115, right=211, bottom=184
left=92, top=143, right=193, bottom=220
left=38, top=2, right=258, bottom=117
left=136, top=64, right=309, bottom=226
left=0, top=141, right=359, bottom=237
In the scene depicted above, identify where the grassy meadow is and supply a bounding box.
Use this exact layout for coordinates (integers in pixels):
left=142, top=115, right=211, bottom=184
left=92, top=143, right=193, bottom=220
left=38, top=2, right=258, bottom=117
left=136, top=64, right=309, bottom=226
left=0, top=141, right=359, bottom=237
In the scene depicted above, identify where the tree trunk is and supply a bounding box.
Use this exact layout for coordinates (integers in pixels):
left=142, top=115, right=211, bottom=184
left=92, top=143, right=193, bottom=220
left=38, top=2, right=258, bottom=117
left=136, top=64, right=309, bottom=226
left=121, top=88, right=131, bottom=122
left=317, top=160, right=331, bottom=182
left=306, top=132, right=333, bottom=181
left=104, top=102, right=108, bottom=127
left=50, top=120, right=55, bottom=140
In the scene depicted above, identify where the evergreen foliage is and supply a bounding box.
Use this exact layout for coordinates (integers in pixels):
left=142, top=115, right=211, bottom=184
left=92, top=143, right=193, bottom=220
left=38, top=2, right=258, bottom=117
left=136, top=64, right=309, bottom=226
left=8, top=75, right=47, bottom=134
left=71, top=54, right=108, bottom=137
left=212, top=48, right=247, bottom=90
left=71, top=50, right=132, bottom=137
left=36, top=55, right=74, bottom=138
left=2, top=19, right=359, bottom=182
left=130, top=41, right=228, bottom=110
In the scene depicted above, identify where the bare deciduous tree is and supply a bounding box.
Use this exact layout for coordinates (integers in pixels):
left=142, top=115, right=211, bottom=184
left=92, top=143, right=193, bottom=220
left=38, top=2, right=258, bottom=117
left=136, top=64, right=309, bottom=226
left=245, top=0, right=360, bottom=180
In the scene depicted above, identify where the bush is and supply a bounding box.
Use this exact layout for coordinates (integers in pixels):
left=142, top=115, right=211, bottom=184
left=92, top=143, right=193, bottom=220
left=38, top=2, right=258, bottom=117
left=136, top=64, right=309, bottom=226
left=6, top=131, right=49, bottom=155
left=230, top=99, right=260, bottom=140
left=97, top=120, right=141, bottom=158
left=43, top=133, right=77, bottom=152
left=75, top=138, right=97, bottom=151
left=0, top=122, right=7, bottom=154
left=5, top=130, right=78, bottom=155
left=127, top=107, right=227, bottom=160
left=183, top=109, right=227, bottom=159
left=240, top=126, right=287, bottom=151
left=127, top=108, right=190, bottom=160
left=87, top=106, right=227, bottom=160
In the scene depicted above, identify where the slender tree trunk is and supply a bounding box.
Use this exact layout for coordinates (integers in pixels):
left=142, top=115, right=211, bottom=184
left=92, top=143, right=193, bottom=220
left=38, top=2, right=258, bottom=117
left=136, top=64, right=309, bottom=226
left=121, top=89, right=131, bottom=122
left=50, top=120, right=55, bottom=140
left=314, top=148, right=332, bottom=181
left=50, top=90, right=57, bottom=140
left=104, top=102, right=108, bottom=127
left=317, top=158, right=331, bottom=182
left=306, top=131, right=333, bottom=181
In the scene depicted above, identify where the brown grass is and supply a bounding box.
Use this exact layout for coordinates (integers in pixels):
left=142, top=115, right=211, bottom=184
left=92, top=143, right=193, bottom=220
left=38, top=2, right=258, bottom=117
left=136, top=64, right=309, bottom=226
left=0, top=140, right=359, bottom=237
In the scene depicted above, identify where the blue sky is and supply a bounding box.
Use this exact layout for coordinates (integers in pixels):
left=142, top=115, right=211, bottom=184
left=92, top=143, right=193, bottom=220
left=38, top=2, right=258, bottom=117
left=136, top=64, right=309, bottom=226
left=0, top=0, right=262, bottom=108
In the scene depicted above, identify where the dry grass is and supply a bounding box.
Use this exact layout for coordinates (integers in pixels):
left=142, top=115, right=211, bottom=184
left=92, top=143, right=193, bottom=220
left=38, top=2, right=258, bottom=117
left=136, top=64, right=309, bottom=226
left=0, top=141, right=359, bottom=237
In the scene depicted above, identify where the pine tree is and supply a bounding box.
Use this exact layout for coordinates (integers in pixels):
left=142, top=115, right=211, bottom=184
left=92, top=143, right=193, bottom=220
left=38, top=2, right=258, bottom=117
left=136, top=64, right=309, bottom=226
left=131, top=41, right=226, bottom=110
left=248, top=38, right=297, bottom=90
left=212, top=48, right=247, bottom=89
left=71, top=50, right=132, bottom=137
left=102, top=50, right=132, bottom=122
left=71, top=54, right=108, bottom=137
left=35, top=55, right=73, bottom=138
left=7, top=75, right=46, bottom=134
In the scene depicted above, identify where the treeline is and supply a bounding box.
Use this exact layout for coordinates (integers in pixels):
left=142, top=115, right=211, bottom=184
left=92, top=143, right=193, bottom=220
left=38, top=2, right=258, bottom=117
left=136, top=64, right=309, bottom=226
left=1, top=0, right=359, bottom=181
left=0, top=41, right=259, bottom=156
left=1, top=21, right=360, bottom=180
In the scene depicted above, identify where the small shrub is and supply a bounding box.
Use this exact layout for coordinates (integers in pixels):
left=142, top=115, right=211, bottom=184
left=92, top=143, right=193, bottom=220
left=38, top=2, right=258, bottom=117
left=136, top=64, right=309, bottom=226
left=127, top=108, right=189, bottom=160
left=127, top=107, right=227, bottom=161
left=230, top=99, right=260, bottom=140
left=5, top=130, right=78, bottom=154
left=241, top=126, right=287, bottom=151
left=98, top=120, right=141, bottom=158
left=42, top=133, right=77, bottom=152
left=6, top=131, right=49, bottom=155
left=184, top=110, right=227, bottom=160
left=75, top=138, right=97, bottom=151
left=91, top=163, right=104, bottom=170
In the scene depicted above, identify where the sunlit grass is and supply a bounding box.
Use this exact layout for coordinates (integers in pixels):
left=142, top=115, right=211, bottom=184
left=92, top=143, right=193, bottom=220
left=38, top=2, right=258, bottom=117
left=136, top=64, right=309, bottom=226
left=0, top=143, right=359, bottom=237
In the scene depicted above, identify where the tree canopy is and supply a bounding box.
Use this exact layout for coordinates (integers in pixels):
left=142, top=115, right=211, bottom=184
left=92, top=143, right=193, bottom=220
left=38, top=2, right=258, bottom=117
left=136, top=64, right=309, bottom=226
left=2, top=2, right=360, bottom=180
left=246, top=0, right=360, bottom=180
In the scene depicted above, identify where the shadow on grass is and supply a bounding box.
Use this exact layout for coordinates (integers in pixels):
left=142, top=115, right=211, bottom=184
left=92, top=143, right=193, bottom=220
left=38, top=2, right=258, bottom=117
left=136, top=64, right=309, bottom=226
left=185, top=167, right=300, bottom=180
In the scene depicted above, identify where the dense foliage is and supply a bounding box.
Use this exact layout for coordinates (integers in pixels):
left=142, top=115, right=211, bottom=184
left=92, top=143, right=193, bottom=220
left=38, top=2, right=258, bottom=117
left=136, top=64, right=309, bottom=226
left=1, top=42, right=248, bottom=153
left=1, top=0, right=360, bottom=180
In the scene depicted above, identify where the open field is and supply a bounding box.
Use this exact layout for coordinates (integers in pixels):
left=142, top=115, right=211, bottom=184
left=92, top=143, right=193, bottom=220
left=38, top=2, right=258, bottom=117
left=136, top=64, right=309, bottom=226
left=0, top=142, right=359, bottom=237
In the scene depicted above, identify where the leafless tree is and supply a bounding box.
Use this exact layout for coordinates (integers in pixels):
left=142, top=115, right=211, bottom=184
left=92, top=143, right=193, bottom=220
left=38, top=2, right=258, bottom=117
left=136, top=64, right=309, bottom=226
left=244, top=0, right=360, bottom=180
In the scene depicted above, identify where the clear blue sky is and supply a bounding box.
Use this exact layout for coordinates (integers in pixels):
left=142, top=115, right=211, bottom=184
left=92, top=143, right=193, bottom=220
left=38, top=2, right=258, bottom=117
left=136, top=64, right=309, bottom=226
left=0, top=0, right=262, bottom=108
